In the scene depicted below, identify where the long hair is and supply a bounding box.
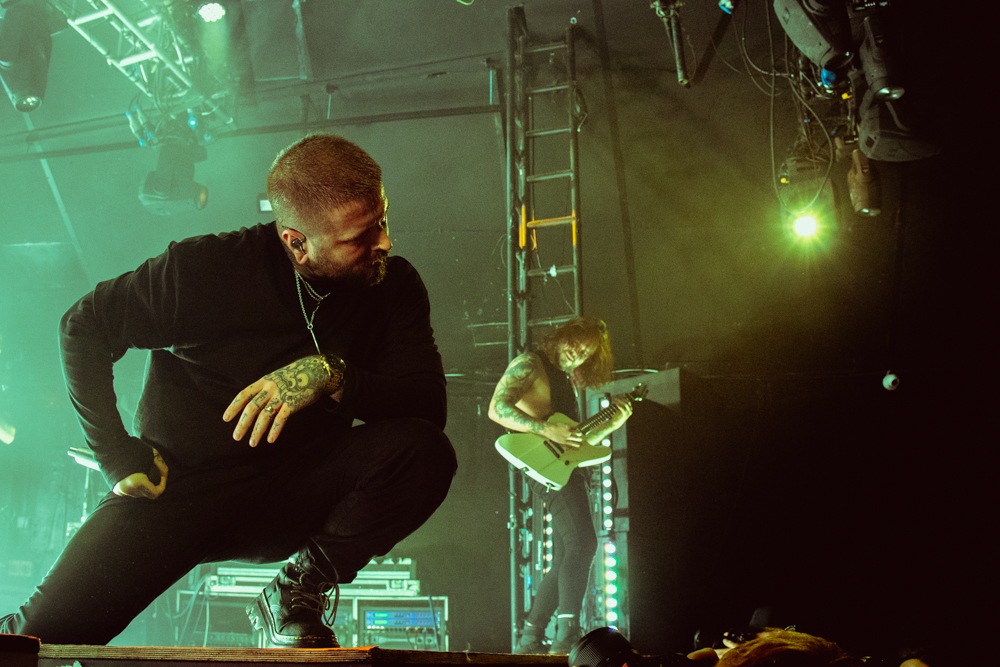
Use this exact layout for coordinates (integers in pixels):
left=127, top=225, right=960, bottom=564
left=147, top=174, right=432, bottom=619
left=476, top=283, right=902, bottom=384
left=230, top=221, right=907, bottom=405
left=267, top=134, right=382, bottom=233
left=536, top=316, right=613, bottom=389
left=718, top=629, right=864, bottom=667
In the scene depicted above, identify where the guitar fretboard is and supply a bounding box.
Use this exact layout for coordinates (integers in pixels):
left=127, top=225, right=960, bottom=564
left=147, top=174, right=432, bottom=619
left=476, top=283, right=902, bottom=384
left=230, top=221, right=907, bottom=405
left=580, top=387, right=644, bottom=437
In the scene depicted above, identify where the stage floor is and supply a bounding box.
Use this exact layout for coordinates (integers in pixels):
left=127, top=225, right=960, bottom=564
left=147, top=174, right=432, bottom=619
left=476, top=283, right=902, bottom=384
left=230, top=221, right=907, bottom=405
left=37, top=645, right=568, bottom=667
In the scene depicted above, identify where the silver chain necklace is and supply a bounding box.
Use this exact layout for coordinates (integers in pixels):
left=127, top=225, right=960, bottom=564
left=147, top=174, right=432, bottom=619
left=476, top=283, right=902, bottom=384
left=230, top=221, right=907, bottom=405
left=295, top=271, right=330, bottom=355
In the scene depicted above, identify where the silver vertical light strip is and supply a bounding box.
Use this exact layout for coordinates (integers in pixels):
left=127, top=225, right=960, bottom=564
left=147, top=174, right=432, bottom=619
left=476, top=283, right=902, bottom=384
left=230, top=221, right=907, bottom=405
left=22, top=113, right=91, bottom=285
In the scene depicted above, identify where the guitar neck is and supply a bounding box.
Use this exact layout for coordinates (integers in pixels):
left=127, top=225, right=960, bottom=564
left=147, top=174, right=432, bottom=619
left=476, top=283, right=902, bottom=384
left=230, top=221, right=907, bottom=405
left=579, top=395, right=632, bottom=437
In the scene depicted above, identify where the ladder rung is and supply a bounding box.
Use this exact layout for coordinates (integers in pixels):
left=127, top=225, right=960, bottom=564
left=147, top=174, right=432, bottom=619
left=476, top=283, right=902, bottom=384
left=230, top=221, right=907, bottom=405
left=117, top=50, right=158, bottom=67
left=528, top=83, right=571, bottom=95
left=466, top=321, right=507, bottom=329
left=70, top=8, right=114, bottom=25
left=527, top=215, right=574, bottom=229
left=525, top=42, right=568, bottom=55
left=471, top=340, right=508, bottom=348
left=528, top=315, right=577, bottom=328
left=526, top=127, right=571, bottom=138
left=527, top=170, right=573, bottom=183
left=527, top=265, right=576, bottom=278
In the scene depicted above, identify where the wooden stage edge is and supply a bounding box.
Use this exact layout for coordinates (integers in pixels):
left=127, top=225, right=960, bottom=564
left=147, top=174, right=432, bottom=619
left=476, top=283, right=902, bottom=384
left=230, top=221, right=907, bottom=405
left=36, top=645, right=569, bottom=667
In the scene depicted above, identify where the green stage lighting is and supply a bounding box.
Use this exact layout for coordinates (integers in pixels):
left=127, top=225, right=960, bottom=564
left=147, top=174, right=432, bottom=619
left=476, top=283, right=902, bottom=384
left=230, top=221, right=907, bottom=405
left=197, top=2, right=226, bottom=23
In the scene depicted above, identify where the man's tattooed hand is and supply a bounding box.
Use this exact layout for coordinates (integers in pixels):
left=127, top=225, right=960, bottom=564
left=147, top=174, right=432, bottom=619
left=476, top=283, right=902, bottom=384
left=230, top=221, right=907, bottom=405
left=222, top=355, right=331, bottom=447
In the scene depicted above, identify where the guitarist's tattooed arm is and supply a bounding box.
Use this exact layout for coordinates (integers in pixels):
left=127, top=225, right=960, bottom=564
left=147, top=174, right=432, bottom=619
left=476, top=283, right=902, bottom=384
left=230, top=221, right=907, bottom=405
left=488, top=352, right=583, bottom=447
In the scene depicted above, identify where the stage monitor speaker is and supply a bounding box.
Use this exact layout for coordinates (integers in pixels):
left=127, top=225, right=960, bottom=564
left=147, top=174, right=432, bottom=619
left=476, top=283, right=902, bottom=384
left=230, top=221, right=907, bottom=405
left=613, top=398, right=692, bottom=655
left=586, top=369, right=698, bottom=654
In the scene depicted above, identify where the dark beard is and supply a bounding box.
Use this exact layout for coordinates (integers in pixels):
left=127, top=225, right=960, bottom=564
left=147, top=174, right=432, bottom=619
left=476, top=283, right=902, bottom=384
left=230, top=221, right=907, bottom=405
left=310, top=253, right=388, bottom=291
left=368, top=253, right=388, bottom=285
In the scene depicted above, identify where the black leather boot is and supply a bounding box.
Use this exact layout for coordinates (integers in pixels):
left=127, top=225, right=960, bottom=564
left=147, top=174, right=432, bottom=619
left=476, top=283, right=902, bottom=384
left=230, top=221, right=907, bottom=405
left=513, top=620, right=547, bottom=654
left=246, top=550, right=340, bottom=648
left=549, top=616, right=582, bottom=654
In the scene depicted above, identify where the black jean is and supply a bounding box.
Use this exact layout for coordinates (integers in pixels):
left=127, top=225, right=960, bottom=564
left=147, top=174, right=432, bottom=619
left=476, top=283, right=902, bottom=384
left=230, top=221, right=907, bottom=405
left=0, top=417, right=456, bottom=645
left=525, top=470, right=598, bottom=627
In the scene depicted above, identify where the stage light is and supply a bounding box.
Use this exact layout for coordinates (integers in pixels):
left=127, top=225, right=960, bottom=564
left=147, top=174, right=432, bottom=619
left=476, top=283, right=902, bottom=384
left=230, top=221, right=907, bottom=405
left=778, top=157, right=837, bottom=243
left=858, top=12, right=902, bottom=101
left=0, top=413, right=15, bottom=445
left=846, top=148, right=880, bottom=217
left=772, top=0, right=853, bottom=72
left=882, top=370, right=899, bottom=391
left=792, top=214, right=819, bottom=238
left=139, top=140, right=209, bottom=216
left=258, top=193, right=272, bottom=213
left=856, top=86, right=941, bottom=162
left=197, top=2, right=226, bottom=23
left=0, top=0, right=54, bottom=112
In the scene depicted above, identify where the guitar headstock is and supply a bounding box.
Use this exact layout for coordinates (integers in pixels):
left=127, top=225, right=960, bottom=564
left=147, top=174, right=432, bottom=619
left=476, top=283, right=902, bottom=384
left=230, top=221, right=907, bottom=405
left=628, top=383, right=648, bottom=403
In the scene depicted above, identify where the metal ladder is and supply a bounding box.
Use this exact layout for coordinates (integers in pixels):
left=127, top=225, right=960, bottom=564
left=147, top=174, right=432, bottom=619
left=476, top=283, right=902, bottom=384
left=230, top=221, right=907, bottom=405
left=503, top=5, right=586, bottom=650
left=505, top=6, right=584, bottom=360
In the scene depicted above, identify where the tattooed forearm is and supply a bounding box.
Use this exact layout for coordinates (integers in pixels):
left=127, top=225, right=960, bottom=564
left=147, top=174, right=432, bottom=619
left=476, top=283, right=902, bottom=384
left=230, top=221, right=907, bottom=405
left=492, top=402, right=545, bottom=434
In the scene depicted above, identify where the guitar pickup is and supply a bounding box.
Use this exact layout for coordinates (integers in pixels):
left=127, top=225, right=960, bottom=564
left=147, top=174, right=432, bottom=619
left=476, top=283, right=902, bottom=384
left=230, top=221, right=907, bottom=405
left=542, top=439, right=564, bottom=458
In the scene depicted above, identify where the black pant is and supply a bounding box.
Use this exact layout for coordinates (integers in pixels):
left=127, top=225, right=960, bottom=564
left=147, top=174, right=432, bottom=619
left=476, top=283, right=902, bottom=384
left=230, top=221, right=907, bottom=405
left=526, top=470, right=597, bottom=627
left=0, top=417, right=456, bottom=644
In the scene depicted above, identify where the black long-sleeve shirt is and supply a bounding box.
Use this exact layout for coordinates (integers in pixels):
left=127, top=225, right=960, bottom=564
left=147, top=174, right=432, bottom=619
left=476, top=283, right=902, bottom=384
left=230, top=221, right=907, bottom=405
left=60, top=222, right=446, bottom=489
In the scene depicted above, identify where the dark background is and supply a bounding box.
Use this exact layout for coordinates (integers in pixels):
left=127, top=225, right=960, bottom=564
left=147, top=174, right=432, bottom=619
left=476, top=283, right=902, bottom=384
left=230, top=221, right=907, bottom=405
left=0, top=0, right=986, bottom=657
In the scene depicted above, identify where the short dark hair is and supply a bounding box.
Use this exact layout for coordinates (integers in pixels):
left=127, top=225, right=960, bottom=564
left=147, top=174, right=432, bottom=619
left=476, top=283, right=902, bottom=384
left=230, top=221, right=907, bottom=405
left=267, top=134, right=382, bottom=232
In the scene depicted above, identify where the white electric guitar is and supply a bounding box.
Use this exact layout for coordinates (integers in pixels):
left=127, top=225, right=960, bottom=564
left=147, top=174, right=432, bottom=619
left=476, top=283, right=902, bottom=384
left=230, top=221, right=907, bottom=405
left=494, top=384, right=647, bottom=490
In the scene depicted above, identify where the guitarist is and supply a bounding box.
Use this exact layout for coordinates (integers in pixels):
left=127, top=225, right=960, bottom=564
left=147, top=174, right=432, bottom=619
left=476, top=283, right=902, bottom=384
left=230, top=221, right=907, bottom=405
left=488, top=316, right=632, bottom=653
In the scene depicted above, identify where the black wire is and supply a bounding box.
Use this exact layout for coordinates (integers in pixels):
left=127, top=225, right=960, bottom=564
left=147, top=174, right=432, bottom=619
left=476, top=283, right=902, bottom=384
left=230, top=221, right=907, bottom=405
left=175, top=574, right=211, bottom=645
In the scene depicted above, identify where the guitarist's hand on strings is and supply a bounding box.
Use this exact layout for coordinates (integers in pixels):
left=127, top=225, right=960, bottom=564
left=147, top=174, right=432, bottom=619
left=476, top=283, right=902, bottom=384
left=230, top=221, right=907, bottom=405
left=542, top=422, right=585, bottom=448
left=585, top=395, right=635, bottom=444
left=608, top=396, right=633, bottom=428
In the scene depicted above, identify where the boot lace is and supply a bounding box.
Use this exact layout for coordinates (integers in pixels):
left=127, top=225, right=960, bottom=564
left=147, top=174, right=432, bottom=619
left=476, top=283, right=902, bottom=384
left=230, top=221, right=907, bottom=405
left=289, top=576, right=340, bottom=627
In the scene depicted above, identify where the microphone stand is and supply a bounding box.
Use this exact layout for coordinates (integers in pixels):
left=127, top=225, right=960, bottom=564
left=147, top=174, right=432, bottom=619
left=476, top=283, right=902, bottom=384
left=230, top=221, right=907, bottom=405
left=651, top=0, right=690, bottom=87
